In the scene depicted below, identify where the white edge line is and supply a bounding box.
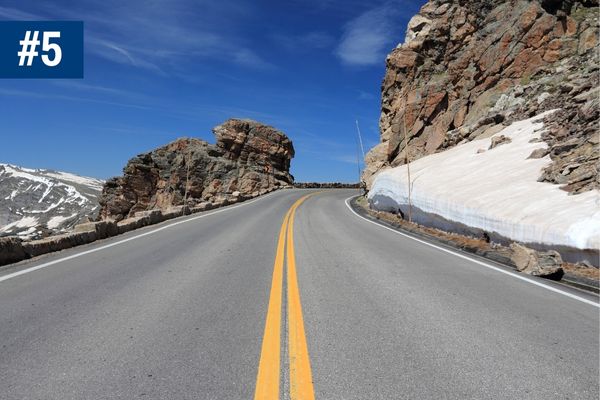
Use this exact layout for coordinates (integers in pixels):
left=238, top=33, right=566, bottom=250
left=0, top=191, right=282, bottom=284
left=344, top=196, right=599, bottom=308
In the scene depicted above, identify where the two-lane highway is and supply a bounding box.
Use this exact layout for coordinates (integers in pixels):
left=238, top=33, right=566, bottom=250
left=0, top=189, right=598, bottom=399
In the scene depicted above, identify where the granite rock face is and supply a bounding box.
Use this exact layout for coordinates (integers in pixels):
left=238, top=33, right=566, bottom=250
left=364, top=0, right=599, bottom=194
left=99, top=119, right=294, bottom=221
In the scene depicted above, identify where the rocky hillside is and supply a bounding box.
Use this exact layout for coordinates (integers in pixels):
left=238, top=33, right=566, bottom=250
left=99, top=119, right=294, bottom=220
left=364, top=0, right=599, bottom=194
left=0, top=164, right=104, bottom=239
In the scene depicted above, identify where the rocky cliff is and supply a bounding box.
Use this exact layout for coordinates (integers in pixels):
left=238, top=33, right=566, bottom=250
left=364, top=0, right=599, bottom=194
left=99, top=119, right=294, bottom=221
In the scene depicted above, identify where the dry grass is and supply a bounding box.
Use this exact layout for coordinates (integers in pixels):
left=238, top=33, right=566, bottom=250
left=361, top=199, right=493, bottom=252
left=563, top=262, right=600, bottom=281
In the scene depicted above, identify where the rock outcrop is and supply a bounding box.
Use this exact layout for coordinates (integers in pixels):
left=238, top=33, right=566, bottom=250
left=99, top=119, right=294, bottom=221
left=364, top=0, right=599, bottom=194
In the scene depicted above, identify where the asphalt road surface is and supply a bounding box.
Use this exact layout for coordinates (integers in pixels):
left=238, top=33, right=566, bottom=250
left=0, top=189, right=598, bottom=399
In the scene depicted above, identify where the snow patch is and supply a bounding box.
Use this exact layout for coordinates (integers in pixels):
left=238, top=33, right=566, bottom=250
left=28, top=197, right=65, bottom=214
left=17, top=226, right=37, bottom=237
left=47, top=214, right=77, bottom=229
left=0, top=216, right=39, bottom=233
left=4, top=189, right=18, bottom=200
left=1, top=164, right=53, bottom=186
left=0, top=163, right=104, bottom=192
left=38, top=181, right=55, bottom=203
left=368, top=111, right=600, bottom=250
left=43, top=171, right=104, bottom=190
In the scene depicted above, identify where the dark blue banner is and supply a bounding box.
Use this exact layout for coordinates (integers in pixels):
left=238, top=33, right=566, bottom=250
left=0, top=21, right=83, bottom=79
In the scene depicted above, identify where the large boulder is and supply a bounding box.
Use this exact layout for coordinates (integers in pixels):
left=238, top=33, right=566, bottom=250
left=99, top=119, right=294, bottom=221
left=510, top=243, right=564, bottom=278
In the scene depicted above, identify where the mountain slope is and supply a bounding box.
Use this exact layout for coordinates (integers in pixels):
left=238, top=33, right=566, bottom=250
left=0, top=164, right=104, bottom=239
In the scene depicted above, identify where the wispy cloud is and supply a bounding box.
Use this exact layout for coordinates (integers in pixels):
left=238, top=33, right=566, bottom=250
left=272, top=31, right=335, bottom=52
left=50, top=80, right=142, bottom=98
left=0, top=87, right=153, bottom=111
left=98, top=42, right=135, bottom=65
left=86, top=38, right=167, bottom=75
left=335, top=1, right=402, bottom=66
left=0, top=6, right=41, bottom=20
left=1, top=1, right=272, bottom=74
left=357, top=90, right=376, bottom=100
left=232, top=48, right=275, bottom=70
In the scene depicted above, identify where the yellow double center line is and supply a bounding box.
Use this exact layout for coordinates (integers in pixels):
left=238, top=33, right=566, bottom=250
left=254, top=194, right=315, bottom=400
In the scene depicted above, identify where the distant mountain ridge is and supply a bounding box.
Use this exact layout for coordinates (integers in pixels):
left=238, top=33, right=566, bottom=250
left=0, top=163, right=104, bottom=239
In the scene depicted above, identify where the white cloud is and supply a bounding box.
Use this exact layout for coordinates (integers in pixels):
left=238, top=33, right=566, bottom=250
left=1, top=1, right=271, bottom=74
left=86, top=38, right=167, bottom=75
left=357, top=90, right=376, bottom=100
left=301, top=32, right=336, bottom=48
left=0, top=6, right=41, bottom=19
left=51, top=80, right=140, bottom=98
left=335, top=2, right=400, bottom=66
left=0, top=87, right=152, bottom=110
left=272, top=31, right=335, bottom=52
left=232, top=48, right=274, bottom=70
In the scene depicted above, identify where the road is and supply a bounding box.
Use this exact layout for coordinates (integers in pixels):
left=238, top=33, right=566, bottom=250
left=0, top=189, right=598, bottom=399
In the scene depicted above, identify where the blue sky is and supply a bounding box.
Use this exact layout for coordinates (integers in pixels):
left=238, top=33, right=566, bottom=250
left=0, top=0, right=423, bottom=182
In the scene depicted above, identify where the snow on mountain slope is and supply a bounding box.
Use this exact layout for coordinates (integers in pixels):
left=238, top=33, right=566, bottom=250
left=368, top=112, right=600, bottom=250
left=0, top=164, right=104, bottom=239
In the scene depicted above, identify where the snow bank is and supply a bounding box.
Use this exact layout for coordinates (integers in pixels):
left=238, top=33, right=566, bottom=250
left=368, top=112, right=600, bottom=250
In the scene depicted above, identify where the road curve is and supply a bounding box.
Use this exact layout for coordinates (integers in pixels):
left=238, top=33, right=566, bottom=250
left=0, top=189, right=598, bottom=399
